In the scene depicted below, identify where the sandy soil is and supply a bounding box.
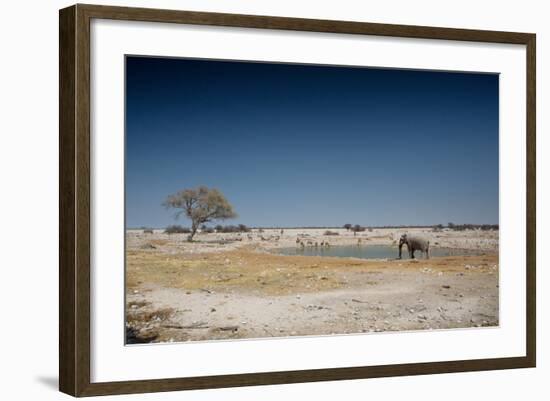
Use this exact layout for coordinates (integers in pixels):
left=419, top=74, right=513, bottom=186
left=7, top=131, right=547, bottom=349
left=125, top=227, right=499, bottom=344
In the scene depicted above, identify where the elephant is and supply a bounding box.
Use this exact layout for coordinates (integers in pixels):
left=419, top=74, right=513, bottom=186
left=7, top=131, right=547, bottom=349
left=398, top=234, right=430, bottom=259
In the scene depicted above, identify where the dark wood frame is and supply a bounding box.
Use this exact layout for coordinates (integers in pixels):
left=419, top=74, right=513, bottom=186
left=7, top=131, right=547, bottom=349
left=59, top=3, right=536, bottom=397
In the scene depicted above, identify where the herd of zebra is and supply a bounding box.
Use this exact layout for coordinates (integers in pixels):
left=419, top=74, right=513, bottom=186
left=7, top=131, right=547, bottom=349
left=295, top=238, right=331, bottom=249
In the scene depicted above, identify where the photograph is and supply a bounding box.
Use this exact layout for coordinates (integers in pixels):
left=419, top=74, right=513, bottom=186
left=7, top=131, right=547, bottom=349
left=124, top=56, right=500, bottom=344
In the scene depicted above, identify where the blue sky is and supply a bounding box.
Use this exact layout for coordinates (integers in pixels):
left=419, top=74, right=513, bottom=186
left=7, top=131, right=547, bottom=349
left=125, top=56, right=498, bottom=228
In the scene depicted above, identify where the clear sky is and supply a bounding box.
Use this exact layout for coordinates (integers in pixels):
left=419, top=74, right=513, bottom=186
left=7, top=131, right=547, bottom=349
left=125, top=56, right=498, bottom=228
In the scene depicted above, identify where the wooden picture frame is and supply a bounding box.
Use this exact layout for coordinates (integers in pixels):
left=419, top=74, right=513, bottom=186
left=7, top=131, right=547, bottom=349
left=59, top=3, right=536, bottom=397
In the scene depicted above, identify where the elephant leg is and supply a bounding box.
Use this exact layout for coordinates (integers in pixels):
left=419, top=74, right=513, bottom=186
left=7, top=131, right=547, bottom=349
left=426, top=247, right=430, bottom=259
left=411, top=249, right=415, bottom=259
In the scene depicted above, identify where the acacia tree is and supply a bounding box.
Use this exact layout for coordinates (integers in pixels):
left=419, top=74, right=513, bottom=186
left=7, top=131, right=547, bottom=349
left=163, top=186, right=237, bottom=241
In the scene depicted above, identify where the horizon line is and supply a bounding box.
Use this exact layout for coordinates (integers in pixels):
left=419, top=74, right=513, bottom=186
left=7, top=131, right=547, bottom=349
left=127, top=223, right=499, bottom=230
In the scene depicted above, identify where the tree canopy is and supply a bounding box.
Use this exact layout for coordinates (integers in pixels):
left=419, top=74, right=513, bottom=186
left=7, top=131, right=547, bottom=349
left=163, top=186, right=237, bottom=241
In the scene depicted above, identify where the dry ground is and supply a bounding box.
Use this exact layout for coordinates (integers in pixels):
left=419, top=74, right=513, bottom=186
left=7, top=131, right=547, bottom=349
left=126, top=227, right=499, bottom=344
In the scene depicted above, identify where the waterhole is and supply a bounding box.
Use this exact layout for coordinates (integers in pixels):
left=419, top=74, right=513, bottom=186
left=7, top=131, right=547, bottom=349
left=275, top=245, right=482, bottom=259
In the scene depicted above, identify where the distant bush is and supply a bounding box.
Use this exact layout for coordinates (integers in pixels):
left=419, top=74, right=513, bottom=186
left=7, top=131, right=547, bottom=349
left=432, top=224, right=444, bottom=232
left=343, top=224, right=352, bottom=231
left=143, top=228, right=154, bottom=234
left=446, top=223, right=498, bottom=231
left=454, top=224, right=474, bottom=231
left=480, top=224, right=499, bottom=231
left=238, top=224, right=251, bottom=233
left=202, top=227, right=215, bottom=234
left=223, top=225, right=238, bottom=233
left=164, top=225, right=190, bottom=234
left=215, top=224, right=251, bottom=233
left=351, top=225, right=366, bottom=233
left=323, top=230, right=339, bottom=236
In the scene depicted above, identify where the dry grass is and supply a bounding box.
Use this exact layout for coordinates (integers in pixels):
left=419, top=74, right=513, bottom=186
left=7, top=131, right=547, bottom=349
left=127, top=300, right=150, bottom=309
left=126, top=306, right=175, bottom=325
left=149, top=239, right=169, bottom=246
left=126, top=304, right=177, bottom=344
left=126, top=248, right=498, bottom=296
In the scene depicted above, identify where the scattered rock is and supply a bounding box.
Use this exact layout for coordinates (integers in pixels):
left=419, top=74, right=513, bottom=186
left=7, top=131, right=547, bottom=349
left=306, top=304, right=327, bottom=311
left=351, top=299, right=369, bottom=304
left=218, top=326, right=239, bottom=332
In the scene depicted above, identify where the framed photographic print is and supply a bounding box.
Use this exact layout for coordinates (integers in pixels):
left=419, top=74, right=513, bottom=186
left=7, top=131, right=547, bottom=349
left=59, top=4, right=536, bottom=397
